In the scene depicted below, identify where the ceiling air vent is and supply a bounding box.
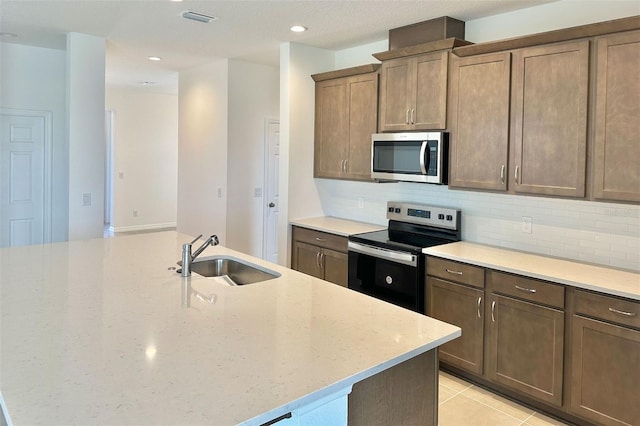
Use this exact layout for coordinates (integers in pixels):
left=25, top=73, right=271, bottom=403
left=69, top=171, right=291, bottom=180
left=182, top=10, right=218, bottom=24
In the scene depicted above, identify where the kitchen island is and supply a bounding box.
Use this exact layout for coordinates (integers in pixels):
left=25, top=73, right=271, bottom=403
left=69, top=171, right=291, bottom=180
left=0, top=231, right=460, bottom=425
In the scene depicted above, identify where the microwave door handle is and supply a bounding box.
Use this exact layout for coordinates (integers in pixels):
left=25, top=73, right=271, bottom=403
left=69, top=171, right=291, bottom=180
left=419, top=141, right=428, bottom=175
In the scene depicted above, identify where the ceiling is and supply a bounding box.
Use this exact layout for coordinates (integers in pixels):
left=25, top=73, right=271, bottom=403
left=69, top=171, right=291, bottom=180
left=0, top=0, right=555, bottom=94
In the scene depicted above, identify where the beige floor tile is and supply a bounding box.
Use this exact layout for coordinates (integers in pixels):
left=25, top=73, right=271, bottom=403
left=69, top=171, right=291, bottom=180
left=438, top=393, right=522, bottom=426
left=439, top=383, right=458, bottom=405
left=523, top=411, right=571, bottom=426
left=460, top=385, right=535, bottom=421
left=439, top=371, right=473, bottom=393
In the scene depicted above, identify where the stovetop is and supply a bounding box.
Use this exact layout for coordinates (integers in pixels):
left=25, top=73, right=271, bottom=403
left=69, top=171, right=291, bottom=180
left=348, top=201, right=461, bottom=254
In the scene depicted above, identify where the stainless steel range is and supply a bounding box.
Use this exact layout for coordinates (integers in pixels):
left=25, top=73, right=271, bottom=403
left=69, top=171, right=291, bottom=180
left=347, top=201, right=461, bottom=313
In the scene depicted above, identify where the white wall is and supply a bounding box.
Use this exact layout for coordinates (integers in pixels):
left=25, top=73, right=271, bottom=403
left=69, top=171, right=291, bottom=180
left=0, top=42, right=68, bottom=243
left=226, top=60, right=279, bottom=257
left=105, top=87, right=178, bottom=232
left=279, top=43, right=334, bottom=265
left=177, top=60, right=229, bottom=242
left=66, top=33, right=106, bottom=241
left=296, top=0, right=640, bottom=271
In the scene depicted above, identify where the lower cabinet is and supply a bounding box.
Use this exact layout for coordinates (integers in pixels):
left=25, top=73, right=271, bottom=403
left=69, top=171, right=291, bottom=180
left=569, top=290, right=640, bottom=426
left=426, top=257, right=485, bottom=375
left=291, top=226, right=348, bottom=287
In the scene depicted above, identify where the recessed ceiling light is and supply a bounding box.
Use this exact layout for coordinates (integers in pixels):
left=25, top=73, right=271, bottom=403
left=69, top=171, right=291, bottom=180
left=138, top=81, right=156, bottom=86
left=290, top=25, right=307, bottom=33
left=182, top=10, right=218, bottom=23
left=148, top=56, right=162, bottom=61
left=0, top=32, right=18, bottom=38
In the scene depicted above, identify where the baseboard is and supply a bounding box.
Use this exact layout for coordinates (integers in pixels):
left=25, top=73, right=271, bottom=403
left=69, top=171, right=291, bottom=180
left=110, top=222, right=177, bottom=233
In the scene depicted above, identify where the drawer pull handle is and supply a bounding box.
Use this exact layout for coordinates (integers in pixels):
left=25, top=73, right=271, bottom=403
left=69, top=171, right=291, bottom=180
left=446, top=269, right=463, bottom=276
left=515, top=285, right=537, bottom=294
left=491, top=300, right=496, bottom=322
left=609, top=307, right=636, bottom=317
left=315, top=237, right=326, bottom=242
left=477, top=297, right=482, bottom=319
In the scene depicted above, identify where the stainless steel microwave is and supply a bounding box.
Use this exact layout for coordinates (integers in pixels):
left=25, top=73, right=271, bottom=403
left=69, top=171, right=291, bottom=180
left=371, top=132, right=448, bottom=184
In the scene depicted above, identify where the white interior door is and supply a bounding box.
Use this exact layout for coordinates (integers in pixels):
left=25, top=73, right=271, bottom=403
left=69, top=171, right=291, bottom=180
left=263, top=119, right=279, bottom=263
left=0, top=110, right=50, bottom=247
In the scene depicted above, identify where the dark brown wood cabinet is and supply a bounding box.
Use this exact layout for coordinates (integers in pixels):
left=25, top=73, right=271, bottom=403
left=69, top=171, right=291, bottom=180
left=569, top=290, right=640, bottom=426
left=486, top=271, right=565, bottom=407
left=313, top=67, right=379, bottom=181
left=510, top=40, right=590, bottom=198
left=592, top=30, right=640, bottom=202
left=378, top=51, right=448, bottom=131
left=291, top=226, right=348, bottom=287
left=448, top=52, right=511, bottom=191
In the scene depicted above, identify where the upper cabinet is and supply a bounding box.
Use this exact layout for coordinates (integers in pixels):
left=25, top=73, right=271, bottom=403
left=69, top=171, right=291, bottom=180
left=378, top=51, right=448, bottom=131
left=313, top=65, right=380, bottom=181
left=592, top=30, right=640, bottom=202
left=448, top=52, right=511, bottom=191
left=510, top=41, right=590, bottom=198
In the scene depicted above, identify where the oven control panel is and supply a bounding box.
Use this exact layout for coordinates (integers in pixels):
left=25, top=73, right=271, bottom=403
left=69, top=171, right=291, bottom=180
left=386, top=201, right=460, bottom=230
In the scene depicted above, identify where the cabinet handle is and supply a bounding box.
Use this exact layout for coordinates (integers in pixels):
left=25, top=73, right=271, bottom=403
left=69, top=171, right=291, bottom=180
left=609, top=307, right=636, bottom=317
left=491, top=300, right=496, bottom=322
left=515, top=165, right=520, bottom=184
left=477, top=297, right=482, bottom=319
left=445, top=268, right=463, bottom=276
left=406, top=109, right=410, bottom=125
left=411, top=108, right=415, bottom=124
left=344, top=159, right=348, bottom=173
left=316, top=252, right=321, bottom=268
left=500, top=165, right=505, bottom=184
left=515, top=285, right=537, bottom=294
left=315, top=237, right=326, bottom=242
left=319, top=252, right=324, bottom=269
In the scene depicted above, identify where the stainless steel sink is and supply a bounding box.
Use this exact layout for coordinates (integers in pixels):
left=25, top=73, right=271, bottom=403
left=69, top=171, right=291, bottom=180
left=188, top=256, right=280, bottom=285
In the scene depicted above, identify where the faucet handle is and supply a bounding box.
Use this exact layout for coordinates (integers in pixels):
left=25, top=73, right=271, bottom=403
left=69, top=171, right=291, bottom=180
left=188, top=234, right=203, bottom=245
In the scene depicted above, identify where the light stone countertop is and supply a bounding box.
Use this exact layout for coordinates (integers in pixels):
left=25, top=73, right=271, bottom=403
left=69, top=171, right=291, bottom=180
left=424, top=242, right=640, bottom=301
left=0, top=231, right=460, bottom=425
left=290, top=217, right=385, bottom=236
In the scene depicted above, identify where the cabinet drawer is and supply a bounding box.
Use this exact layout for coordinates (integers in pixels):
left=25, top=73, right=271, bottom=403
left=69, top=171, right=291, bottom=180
left=574, top=289, right=640, bottom=329
left=487, top=270, right=564, bottom=309
left=292, top=226, right=347, bottom=253
left=426, top=257, right=484, bottom=289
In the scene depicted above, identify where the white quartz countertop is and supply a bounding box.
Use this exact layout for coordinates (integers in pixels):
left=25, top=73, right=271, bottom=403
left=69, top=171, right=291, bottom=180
left=290, top=217, right=385, bottom=236
left=424, top=242, right=640, bottom=301
left=0, top=231, right=460, bottom=425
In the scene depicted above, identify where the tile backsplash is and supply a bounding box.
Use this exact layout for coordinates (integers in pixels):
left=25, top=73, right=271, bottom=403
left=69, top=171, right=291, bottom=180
left=317, top=180, right=640, bottom=272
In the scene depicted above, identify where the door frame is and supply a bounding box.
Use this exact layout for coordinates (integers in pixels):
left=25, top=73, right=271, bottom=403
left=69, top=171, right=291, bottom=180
left=0, top=107, right=53, bottom=245
left=262, top=117, right=279, bottom=260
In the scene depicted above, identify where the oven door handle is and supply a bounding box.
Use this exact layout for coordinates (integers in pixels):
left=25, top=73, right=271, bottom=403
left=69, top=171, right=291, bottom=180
left=348, top=241, right=418, bottom=267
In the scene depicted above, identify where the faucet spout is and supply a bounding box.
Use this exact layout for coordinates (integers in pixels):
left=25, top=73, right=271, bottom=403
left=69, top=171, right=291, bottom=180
left=180, top=234, right=219, bottom=277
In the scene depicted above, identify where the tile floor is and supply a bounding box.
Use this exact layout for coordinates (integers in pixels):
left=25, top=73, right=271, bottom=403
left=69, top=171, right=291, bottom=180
left=438, top=372, right=569, bottom=426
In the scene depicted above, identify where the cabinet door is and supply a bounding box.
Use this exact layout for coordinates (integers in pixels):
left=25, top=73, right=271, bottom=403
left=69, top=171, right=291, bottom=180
left=292, top=241, right=323, bottom=279
left=448, top=52, right=511, bottom=191
left=346, top=74, right=378, bottom=181
left=570, top=315, right=640, bottom=426
left=592, top=31, right=640, bottom=202
left=486, top=294, right=564, bottom=406
left=413, top=51, right=448, bottom=130
left=322, top=248, right=348, bottom=287
left=314, top=78, right=349, bottom=178
left=427, top=277, right=484, bottom=374
left=511, top=41, right=589, bottom=197
left=379, top=57, right=413, bottom=131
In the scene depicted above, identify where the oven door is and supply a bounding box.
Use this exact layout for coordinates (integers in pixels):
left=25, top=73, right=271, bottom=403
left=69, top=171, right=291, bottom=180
left=347, top=241, right=423, bottom=313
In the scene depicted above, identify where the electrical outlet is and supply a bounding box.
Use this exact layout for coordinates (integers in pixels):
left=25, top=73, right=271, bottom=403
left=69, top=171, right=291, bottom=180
left=521, top=216, right=532, bottom=234
left=217, top=187, right=223, bottom=198
left=254, top=187, right=262, bottom=197
left=133, top=210, right=138, bottom=217
left=82, top=193, right=91, bottom=206
left=358, top=198, right=364, bottom=209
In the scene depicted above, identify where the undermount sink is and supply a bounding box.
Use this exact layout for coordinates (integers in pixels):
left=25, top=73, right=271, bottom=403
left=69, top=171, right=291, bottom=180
left=188, top=256, right=281, bottom=285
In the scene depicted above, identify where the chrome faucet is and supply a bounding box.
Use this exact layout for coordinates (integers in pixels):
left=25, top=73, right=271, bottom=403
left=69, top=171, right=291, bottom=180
left=181, top=234, right=219, bottom=277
